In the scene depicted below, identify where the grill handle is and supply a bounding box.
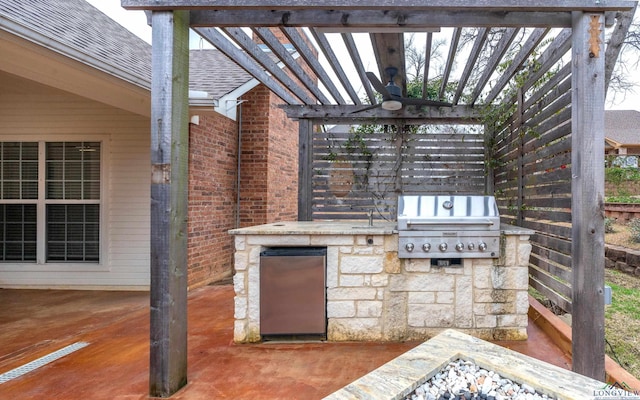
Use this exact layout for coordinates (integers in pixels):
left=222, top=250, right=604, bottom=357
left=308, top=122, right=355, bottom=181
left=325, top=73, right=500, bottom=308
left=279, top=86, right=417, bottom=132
left=405, top=218, right=497, bottom=227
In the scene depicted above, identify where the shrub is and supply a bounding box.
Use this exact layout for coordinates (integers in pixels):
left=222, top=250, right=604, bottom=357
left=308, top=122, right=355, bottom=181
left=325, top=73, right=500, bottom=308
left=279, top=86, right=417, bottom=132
left=605, top=217, right=616, bottom=233
left=606, top=167, right=640, bottom=185
left=630, top=218, right=640, bottom=243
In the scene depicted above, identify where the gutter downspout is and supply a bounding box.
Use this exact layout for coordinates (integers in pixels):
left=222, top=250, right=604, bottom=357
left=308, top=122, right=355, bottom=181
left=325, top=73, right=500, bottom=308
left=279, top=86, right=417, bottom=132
left=231, top=99, right=247, bottom=228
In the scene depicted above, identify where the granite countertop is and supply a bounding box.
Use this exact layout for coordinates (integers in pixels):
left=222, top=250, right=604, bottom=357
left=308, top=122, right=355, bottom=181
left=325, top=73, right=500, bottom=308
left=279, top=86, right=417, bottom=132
left=229, top=221, right=397, bottom=235
left=229, top=221, right=534, bottom=236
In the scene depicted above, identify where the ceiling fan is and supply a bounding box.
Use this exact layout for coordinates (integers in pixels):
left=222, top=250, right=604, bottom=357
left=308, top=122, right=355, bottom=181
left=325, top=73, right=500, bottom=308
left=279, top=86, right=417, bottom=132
left=362, top=67, right=452, bottom=111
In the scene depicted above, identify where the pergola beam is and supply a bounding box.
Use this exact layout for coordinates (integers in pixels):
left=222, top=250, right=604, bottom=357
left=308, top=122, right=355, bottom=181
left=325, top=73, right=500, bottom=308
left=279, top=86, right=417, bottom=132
left=123, top=0, right=634, bottom=12
left=189, top=10, right=574, bottom=28
left=281, top=104, right=482, bottom=121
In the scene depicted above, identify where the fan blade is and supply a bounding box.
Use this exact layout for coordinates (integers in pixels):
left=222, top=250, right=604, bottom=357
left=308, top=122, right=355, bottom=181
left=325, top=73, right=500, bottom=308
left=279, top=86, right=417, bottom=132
left=399, top=97, right=453, bottom=107
left=365, top=71, right=391, bottom=99
left=350, top=103, right=382, bottom=114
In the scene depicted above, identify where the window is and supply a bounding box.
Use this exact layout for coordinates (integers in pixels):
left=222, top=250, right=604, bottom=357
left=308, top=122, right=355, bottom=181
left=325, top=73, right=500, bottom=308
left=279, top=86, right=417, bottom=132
left=0, top=141, right=101, bottom=263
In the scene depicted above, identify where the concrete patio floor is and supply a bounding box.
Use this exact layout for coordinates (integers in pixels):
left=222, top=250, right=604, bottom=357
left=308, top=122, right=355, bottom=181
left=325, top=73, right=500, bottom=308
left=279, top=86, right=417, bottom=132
left=0, top=282, right=574, bottom=399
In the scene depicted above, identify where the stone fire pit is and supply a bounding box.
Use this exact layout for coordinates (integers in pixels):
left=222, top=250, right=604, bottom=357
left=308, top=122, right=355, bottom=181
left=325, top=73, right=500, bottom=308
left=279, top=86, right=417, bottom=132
left=323, top=329, right=606, bottom=400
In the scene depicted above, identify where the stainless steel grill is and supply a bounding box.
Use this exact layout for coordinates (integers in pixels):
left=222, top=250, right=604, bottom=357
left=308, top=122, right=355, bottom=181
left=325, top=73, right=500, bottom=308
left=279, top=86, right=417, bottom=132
left=397, top=195, right=501, bottom=259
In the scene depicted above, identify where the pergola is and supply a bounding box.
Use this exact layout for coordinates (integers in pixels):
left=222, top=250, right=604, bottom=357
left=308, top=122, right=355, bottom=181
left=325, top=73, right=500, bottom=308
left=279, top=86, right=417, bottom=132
left=122, top=1, right=637, bottom=397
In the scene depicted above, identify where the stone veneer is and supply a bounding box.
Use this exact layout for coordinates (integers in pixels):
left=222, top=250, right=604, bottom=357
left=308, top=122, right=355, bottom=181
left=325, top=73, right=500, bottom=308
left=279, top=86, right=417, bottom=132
left=230, top=222, right=533, bottom=343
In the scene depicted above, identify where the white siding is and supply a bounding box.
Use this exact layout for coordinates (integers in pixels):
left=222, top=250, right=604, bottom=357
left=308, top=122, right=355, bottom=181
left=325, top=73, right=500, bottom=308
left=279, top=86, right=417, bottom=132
left=0, top=71, right=151, bottom=289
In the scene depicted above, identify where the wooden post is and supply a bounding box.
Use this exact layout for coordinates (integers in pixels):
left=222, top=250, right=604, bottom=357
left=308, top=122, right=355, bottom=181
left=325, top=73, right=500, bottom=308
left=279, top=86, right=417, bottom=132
left=484, top=123, right=495, bottom=195
left=571, top=11, right=606, bottom=381
left=516, top=88, right=524, bottom=226
left=149, top=10, right=190, bottom=397
left=298, top=119, right=313, bottom=221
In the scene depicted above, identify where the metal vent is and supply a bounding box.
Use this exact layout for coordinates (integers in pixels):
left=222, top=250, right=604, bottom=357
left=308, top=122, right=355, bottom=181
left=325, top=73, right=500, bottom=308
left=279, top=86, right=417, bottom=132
left=0, top=342, right=89, bottom=384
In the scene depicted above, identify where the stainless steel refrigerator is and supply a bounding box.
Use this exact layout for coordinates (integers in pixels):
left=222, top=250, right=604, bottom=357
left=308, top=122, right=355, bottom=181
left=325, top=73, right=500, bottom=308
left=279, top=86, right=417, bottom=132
left=259, top=247, right=326, bottom=338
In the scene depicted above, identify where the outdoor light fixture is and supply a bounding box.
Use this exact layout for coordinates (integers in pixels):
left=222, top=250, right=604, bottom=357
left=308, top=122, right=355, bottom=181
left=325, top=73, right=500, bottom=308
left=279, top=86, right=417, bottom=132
left=380, top=73, right=403, bottom=110
left=381, top=99, right=403, bottom=111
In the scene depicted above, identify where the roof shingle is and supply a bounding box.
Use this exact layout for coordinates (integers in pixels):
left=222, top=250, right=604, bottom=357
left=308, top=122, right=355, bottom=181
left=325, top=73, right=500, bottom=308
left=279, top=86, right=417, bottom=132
left=605, top=110, right=640, bottom=145
left=0, top=0, right=253, bottom=98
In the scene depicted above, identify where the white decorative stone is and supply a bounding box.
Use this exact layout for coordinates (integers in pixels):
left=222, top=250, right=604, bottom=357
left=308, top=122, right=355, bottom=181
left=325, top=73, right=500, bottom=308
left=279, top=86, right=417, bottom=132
left=233, top=273, right=245, bottom=295
left=503, top=237, right=517, bottom=266
left=503, top=314, right=528, bottom=328
left=515, top=291, right=529, bottom=314
left=404, top=259, right=431, bottom=272
left=326, top=247, right=339, bottom=288
left=341, top=255, right=384, bottom=273
left=473, top=265, right=492, bottom=289
left=247, top=234, right=310, bottom=246
left=248, top=246, right=262, bottom=266
left=234, top=251, right=248, bottom=271
left=247, top=264, right=260, bottom=324
left=384, top=235, right=398, bottom=252
left=389, top=274, right=454, bottom=292
left=234, top=235, right=246, bottom=251
left=327, top=287, right=378, bottom=300
left=340, top=274, right=365, bottom=287
left=310, top=235, right=354, bottom=245
left=234, top=296, right=247, bottom=319
left=339, top=246, right=353, bottom=254
left=512, top=266, right=530, bottom=289
left=475, top=315, right=497, bottom=328
left=370, top=274, right=389, bottom=287
left=327, top=301, right=356, bottom=318
left=491, top=266, right=507, bottom=289
left=407, top=292, right=436, bottom=304
left=474, top=289, right=495, bottom=303
left=436, top=291, right=454, bottom=304
left=518, top=243, right=532, bottom=266
left=356, top=300, right=383, bottom=318
left=353, top=246, right=375, bottom=255
left=408, top=304, right=454, bottom=328
left=328, top=318, right=382, bottom=341
left=234, top=320, right=247, bottom=342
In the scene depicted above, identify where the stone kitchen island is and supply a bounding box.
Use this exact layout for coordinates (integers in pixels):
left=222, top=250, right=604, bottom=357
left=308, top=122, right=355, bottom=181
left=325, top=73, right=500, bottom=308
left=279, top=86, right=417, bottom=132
left=229, top=221, right=533, bottom=343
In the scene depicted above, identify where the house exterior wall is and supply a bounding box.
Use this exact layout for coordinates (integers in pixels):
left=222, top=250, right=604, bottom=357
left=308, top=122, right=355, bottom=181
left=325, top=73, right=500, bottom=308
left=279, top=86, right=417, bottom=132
left=187, top=113, right=238, bottom=289
left=0, top=72, right=151, bottom=289
left=0, top=72, right=299, bottom=290
left=239, top=86, right=298, bottom=227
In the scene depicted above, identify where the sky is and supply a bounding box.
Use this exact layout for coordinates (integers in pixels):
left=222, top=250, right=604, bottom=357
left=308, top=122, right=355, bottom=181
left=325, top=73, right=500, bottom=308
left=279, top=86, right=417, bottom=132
left=87, top=0, right=639, bottom=111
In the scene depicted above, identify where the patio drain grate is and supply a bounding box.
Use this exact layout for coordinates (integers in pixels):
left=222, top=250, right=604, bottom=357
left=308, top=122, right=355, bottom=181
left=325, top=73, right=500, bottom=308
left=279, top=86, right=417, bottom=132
left=0, top=342, right=89, bottom=384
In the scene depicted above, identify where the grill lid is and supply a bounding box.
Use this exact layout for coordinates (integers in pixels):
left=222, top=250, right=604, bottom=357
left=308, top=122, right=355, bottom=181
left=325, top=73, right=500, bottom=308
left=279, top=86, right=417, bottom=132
left=397, top=195, right=500, bottom=231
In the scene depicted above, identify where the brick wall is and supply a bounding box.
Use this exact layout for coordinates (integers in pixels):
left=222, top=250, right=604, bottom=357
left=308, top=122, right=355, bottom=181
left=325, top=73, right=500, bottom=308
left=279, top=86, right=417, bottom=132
left=187, top=113, right=238, bottom=289
left=186, top=84, right=299, bottom=289
left=239, top=86, right=298, bottom=227
left=266, top=94, right=299, bottom=221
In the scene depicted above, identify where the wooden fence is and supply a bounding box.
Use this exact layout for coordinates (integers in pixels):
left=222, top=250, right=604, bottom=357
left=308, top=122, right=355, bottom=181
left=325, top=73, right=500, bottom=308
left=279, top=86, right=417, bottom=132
left=492, top=59, right=574, bottom=312
left=312, top=126, right=486, bottom=220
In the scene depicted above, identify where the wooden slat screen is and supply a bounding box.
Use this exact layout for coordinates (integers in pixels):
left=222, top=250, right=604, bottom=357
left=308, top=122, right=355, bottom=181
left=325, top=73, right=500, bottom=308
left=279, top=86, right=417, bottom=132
left=493, top=62, right=574, bottom=313
left=312, top=126, right=486, bottom=220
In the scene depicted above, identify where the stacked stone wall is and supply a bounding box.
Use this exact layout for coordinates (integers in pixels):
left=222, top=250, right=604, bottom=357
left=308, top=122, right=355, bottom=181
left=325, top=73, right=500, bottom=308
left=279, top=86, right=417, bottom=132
left=605, top=244, right=640, bottom=276
left=232, top=231, right=531, bottom=343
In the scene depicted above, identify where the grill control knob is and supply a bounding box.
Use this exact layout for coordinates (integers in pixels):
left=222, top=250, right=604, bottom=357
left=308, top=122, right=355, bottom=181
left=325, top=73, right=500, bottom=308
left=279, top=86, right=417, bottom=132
left=439, top=243, right=448, bottom=252
left=467, top=242, right=475, bottom=250
left=455, top=243, right=464, bottom=252
left=478, top=242, right=488, bottom=252
left=405, top=243, right=415, bottom=252
left=422, top=243, right=431, bottom=252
